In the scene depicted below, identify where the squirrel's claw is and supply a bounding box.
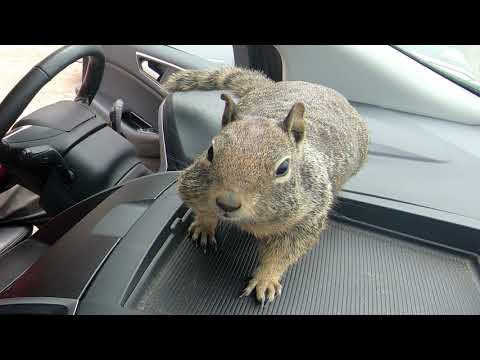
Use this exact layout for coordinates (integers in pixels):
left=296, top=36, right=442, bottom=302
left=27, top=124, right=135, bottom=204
left=187, top=221, right=218, bottom=254
left=200, top=233, right=208, bottom=251
left=239, top=287, right=253, bottom=298
left=240, top=275, right=283, bottom=306
left=211, top=237, right=218, bottom=252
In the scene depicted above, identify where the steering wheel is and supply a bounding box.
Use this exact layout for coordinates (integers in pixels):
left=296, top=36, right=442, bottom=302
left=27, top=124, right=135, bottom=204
left=0, top=45, right=105, bottom=139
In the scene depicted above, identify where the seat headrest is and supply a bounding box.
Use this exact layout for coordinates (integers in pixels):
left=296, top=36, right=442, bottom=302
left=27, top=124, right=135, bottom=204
left=160, top=90, right=237, bottom=171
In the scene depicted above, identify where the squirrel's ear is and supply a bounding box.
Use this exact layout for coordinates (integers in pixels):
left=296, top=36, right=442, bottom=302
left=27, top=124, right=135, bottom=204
left=283, top=102, right=305, bottom=144
left=221, top=93, right=239, bottom=127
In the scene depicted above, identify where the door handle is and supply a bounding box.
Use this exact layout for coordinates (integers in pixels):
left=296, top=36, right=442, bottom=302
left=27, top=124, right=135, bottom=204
left=136, top=52, right=184, bottom=85
left=140, top=59, right=163, bottom=81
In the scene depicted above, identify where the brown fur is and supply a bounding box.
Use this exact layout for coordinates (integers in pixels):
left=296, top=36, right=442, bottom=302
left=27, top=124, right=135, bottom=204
left=165, top=66, right=369, bottom=305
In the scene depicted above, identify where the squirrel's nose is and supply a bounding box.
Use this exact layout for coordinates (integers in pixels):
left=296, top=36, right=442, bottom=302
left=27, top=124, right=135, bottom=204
left=216, top=192, right=242, bottom=212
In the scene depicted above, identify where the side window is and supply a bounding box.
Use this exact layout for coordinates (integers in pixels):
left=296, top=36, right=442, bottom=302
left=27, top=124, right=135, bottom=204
left=168, top=45, right=235, bottom=65
left=0, top=45, right=83, bottom=123
left=167, top=45, right=283, bottom=82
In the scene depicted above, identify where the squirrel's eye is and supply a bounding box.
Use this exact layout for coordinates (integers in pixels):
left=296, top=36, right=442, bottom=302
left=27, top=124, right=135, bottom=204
left=275, top=159, right=289, bottom=177
left=207, top=145, right=214, bottom=162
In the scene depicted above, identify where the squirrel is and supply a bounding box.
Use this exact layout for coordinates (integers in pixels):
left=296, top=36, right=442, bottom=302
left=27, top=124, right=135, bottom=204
left=162, top=66, right=369, bottom=306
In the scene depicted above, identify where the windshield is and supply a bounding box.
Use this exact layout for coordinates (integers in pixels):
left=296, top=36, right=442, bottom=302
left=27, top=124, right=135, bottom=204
left=395, top=45, right=480, bottom=95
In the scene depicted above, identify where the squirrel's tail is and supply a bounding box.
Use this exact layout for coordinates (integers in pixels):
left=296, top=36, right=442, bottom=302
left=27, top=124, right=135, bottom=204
left=161, top=66, right=274, bottom=98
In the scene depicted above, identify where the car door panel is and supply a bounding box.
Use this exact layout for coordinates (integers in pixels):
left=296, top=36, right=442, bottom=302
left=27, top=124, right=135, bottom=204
left=91, top=45, right=214, bottom=171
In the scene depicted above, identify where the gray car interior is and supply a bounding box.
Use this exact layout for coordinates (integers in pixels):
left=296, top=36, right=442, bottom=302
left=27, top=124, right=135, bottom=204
left=0, top=45, right=479, bottom=314
left=0, top=46, right=152, bottom=252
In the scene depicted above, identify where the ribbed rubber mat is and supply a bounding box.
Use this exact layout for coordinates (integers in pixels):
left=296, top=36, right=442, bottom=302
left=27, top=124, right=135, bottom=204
left=132, top=219, right=480, bottom=315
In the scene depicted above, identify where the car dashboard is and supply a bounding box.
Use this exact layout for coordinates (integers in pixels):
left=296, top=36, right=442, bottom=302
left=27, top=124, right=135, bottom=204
left=1, top=171, right=479, bottom=315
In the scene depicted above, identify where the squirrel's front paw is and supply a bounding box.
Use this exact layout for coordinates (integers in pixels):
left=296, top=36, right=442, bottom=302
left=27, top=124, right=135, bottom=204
left=187, top=220, right=217, bottom=253
left=240, top=273, right=283, bottom=307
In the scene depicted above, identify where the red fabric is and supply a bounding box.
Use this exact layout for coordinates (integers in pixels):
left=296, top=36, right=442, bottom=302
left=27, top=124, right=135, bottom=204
left=0, top=164, right=7, bottom=184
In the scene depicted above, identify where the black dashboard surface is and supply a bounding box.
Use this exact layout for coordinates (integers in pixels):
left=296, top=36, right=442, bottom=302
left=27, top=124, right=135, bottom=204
left=129, top=211, right=480, bottom=315
left=0, top=172, right=179, bottom=308
left=1, top=171, right=479, bottom=315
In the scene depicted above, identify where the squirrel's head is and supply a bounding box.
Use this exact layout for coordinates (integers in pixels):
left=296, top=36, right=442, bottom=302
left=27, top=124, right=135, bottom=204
left=178, top=93, right=309, bottom=230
